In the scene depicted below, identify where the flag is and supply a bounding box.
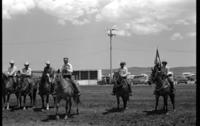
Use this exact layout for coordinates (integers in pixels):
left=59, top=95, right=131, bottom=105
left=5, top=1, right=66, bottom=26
left=154, top=48, right=161, bottom=65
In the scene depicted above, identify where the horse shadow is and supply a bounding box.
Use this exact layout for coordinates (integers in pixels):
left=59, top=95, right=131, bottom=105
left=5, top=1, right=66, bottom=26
left=33, top=106, right=55, bottom=112
left=41, top=113, right=78, bottom=122
left=143, top=109, right=167, bottom=115
left=102, top=107, right=125, bottom=115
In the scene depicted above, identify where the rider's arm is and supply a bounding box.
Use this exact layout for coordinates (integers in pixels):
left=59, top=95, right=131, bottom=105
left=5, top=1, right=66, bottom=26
left=27, top=68, right=32, bottom=76
left=8, top=66, right=17, bottom=76
left=7, top=67, right=11, bottom=75
left=21, top=69, right=25, bottom=75
left=68, top=63, right=73, bottom=73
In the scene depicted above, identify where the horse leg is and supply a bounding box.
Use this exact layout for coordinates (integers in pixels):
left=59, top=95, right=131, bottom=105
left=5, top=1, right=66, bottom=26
left=46, top=95, right=49, bottom=110
left=6, top=94, right=10, bottom=110
left=155, top=95, right=159, bottom=111
left=41, top=95, right=45, bottom=109
left=163, top=95, right=167, bottom=112
left=55, top=98, right=60, bottom=120
left=2, top=94, right=5, bottom=110
left=15, top=93, right=21, bottom=108
left=116, top=96, right=120, bottom=109
left=170, top=94, right=175, bottom=111
left=165, top=95, right=169, bottom=114
left=32, top=89, right=36, bottom=107
left=53, top=96, right=56, bottom=108
left=19, top=94, right=22, bottom=108
left=23, top=95, right=27, bottom=110
left=64, top=99, right=69, bottom=120
left=29, top=93, right=33, bottom=107
left=76, top=96, right=79, bottom=114
left=123, top=97, right=128, bottom=110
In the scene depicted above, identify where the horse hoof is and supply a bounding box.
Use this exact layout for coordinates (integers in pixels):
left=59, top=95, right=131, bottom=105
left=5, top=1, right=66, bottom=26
left=56, top=115, right=60, bottom=120
left=46, top=108, right=49, bottom=110
left=23, top=107, right=26, bottom=110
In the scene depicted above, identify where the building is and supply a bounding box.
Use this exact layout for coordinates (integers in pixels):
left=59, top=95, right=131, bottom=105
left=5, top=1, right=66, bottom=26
left=73, top=69, right=102, bottom=85
left=32, top=69, right=102, bottom=85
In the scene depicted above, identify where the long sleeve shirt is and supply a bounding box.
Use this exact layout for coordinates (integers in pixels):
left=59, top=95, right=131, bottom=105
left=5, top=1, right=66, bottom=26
left=118, top=67, right=129, bottom=77
left=42, top=67, right=55, bottom=77
left=21, top=67, right=32, bottom=76
left=161, top=66, right=169, bottom=76
left=7, top=66, right=18, bottom=76
left=61, top=63, right=73, bottom=75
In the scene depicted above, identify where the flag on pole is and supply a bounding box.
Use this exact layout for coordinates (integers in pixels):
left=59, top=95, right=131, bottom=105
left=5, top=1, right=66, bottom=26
left=154, top=48, right=161, bottom=65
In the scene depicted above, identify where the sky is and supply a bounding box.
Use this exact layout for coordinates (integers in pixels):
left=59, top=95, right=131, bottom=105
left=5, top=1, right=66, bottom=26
left=3, top=0, right=196, bottom=71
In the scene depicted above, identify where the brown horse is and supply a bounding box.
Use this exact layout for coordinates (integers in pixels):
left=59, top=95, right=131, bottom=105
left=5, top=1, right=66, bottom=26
left=54, top=70, right=80, bottom=120
left=150, top=67, right=175, bottom=112
left=39, top=73, right=56, bottom=110
left=2, top=73, right=20, bottom=110
left=113, top=72, right=130, bottom=110
left=18, top=75, right=35, bottom=110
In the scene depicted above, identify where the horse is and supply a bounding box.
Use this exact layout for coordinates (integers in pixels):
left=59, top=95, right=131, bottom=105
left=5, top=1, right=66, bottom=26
left=54, top=70, right=80, bottom=120
left=39, top=73, right=56, bottom=110
left=18, top=75, right=35, bottom=110
left=113, top=72, right=130, bottom=110
left=150, top=67, right=175, bottom=112
left=2, top=73, right=20, bottom=110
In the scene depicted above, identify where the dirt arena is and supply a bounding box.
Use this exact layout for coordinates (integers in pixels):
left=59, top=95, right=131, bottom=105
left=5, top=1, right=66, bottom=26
left=3, top=84, right=196, bottom=126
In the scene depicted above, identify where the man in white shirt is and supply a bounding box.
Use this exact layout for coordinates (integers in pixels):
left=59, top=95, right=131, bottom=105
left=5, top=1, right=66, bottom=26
left=21, top=62, right=32, bottom=77
left=7, top=60, right=18, bottom=84
left=161, top=61, right=175, bottom=93
left=61, top=57, right=80, bottom=96
left=112, top=62, right=132, bottom=96
left=21, top=62, right=33, bottom=84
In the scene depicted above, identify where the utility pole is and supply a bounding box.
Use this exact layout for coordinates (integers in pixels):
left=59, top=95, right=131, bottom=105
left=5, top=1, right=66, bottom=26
left=107, top=28, right=116, bottom=84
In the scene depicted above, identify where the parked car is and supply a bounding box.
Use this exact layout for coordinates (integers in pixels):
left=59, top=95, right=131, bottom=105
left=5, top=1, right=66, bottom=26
left=175, top=76, right=188, bottom=84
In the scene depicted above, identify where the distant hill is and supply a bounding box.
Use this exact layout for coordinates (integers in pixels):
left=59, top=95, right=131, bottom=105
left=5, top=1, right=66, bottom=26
left=102, top=66, right=196, bottom=77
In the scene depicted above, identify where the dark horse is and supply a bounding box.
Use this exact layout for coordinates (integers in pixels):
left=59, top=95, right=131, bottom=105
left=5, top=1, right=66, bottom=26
left=18, top=75, right=36, bottom=110
left=2, top=73, right=21, bottom=110
left=150, top=67, right=175, bottom=112
left=113, top=72, right=130, bottom=110
left=54, top=71, right=80, bottom=120
left=39, top=73, right=56, bottom=110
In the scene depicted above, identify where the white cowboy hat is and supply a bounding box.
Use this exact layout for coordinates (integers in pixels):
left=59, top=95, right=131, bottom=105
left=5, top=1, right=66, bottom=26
left=24, top=61, right=29, bottom=66
left=46, top=61, right=50, bottom=65
left=9, top=60, right=15, bottom=64
left=167, top=71, right=173, bottom=76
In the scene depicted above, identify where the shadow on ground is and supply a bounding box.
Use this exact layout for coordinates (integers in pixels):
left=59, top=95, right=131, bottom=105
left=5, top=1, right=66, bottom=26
left=33, top=106, right=54, bottom=112
left=102, top=107, right=125, bottom=115
left=41, top=113, right=78, bottom=122
left=143, top=109, right=167, bottom=115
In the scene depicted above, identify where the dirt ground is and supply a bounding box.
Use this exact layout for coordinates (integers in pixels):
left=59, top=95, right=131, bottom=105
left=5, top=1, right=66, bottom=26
left=2, top=84, right=196, bottom=126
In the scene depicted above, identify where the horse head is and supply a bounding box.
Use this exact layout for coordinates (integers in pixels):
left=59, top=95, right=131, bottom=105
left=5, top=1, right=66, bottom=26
left=20, top=75, right=30, bottom=91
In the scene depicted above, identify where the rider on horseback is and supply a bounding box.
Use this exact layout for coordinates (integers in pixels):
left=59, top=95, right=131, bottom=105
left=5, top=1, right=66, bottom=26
left=61, top=57, right=80, bottom=96
left=7, top=60, right=18, bottom=87
left=161, top=61, right=175, bottom=93
left=112, top=62, right=132, bottom=96
left=41, top=61, right=55, bottom=94
left=21, top=62, right=33, bottom=85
